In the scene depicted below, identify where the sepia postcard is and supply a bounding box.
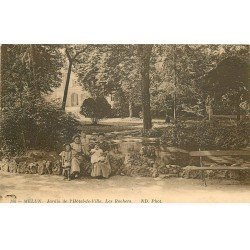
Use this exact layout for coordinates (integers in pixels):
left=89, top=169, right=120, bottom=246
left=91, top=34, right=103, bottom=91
left=0, top=44, right=249, bottom=203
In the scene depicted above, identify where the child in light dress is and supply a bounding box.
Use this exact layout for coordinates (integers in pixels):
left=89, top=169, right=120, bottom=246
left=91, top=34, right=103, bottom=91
left=90, top=142, right=114, bottom=178
left=90, top=144, right=106, bottom=177
left=59, top=143, right=72, bottom=181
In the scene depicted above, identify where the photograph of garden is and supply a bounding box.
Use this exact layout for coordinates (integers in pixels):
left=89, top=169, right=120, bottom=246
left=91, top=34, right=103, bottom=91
left=0, top=44, right=249, bottom=203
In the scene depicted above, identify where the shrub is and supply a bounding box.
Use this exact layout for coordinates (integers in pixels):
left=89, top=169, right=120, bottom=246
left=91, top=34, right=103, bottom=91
left=141, top=128, right=164, bottom=138
left=111, top=103, right=142, bottom=118
left=0, top=100, right=81, bottom=155
left=160, top=120, right=249, bottom=150
left=80, top=98, right=96, bottom=121
left=80, top=97, right=111, bottom=124
left=95, top=97, right=112, bottom=118
left=111, top=105, right=129, bottom=118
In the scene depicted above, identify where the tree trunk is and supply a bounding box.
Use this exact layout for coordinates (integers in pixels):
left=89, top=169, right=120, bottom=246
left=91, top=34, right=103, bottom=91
left=128, top=99, right=133, bottom=118
left=172, top=45, right=177, bottom=122
left=173, top=93, right=176, bottom=121
left=62, top=61, right=73, bottom=110
left=138, top=45, right=153, bottom=132
left=0, top=44, right=7, bottom=110
left=236, top=100, right=241, bottom=120
left=0, top=45, right=2, bottom=111
left=29, top=44, right=40, bottom=99
left=0, top=45, right=7, bottom=148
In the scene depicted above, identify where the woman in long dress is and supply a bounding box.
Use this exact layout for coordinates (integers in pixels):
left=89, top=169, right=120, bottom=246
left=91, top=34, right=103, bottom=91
left=70, top=135, right=84, bottom=178
left=80, top=132, right=91, bottom=176
left=90, top=133, right=111, bottom=179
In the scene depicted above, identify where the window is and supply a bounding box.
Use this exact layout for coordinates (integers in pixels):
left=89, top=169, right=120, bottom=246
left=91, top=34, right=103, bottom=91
left=71, top=93, right=79, bottom=106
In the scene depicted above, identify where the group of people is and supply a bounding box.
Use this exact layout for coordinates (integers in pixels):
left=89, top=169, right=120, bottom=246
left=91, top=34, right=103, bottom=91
left=59, top=132, right=111, bottom=181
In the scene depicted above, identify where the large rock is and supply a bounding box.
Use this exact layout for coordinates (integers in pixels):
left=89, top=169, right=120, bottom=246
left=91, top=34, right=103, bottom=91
left=157, top=147, right=190, bottom=167
left=37, top=160, right=47, bottom=175
left=17, top=162, right=27, bottom=174
left=9, top=160, right=18, bottom=173
left=0, top=159, right=9, bottom=172
left=45, top=161, right=52, bottom=174
left=181, top=162, right=250, bottom=180
left=158, top=164, right=182, bottom=176
left=107, top=152, right=125, bottom=175
left=15, top=150, right=60, bottom=163
left=52, top=160, right=61, bottom=175
left=28, top=163, right=38, bottom=174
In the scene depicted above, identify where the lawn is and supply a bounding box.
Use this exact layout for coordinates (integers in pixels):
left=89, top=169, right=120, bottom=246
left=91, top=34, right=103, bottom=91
left=71, top=112, right=168, bottom=135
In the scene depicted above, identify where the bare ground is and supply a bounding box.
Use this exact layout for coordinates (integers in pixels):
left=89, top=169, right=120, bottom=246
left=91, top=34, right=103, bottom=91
left=1, top=172, right=250, bottom=203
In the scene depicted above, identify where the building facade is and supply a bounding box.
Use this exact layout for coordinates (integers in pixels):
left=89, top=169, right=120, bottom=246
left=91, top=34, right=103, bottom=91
left=45, top=70, right=115, bottom=110
left=46, top=70, right=90, bottom=108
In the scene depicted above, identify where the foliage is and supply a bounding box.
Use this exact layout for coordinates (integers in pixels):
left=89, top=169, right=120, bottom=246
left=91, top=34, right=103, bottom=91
left=76, top=45, right=116, bottom=98
left=76, top=45, right=138, bottom=120
left=202, top=56, right=249, bottom=115
left=61, top=45, right=91, bottom=110
left=76, top=45, right=142, bottom=117
left=75, top=44, right=249, bottom=122
left=80, top=97, right=111, bottom=124
left=0, top=45, right=79, bottom=155
left=160, top=120, right=249, bottom=150
left=1, top=44, right=249, bottom=155
left=150, top=45, right=249, bottom=119
left=80, top=98, right=96, bottom=120
left=95, top=97, right=112, bottom=119
left=1, top=45, right=64, bottom=106
left=106, top=45, right=142, bottom=118
left=0, top=100, right=81, bottom=154
left=141, top=128, right=164, bottom=138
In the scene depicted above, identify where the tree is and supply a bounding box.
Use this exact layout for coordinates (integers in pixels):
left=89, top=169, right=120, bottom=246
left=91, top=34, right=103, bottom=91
left=62, top=45, right=90, bottom=110
left=95, top=96, right=112, bottom=120
left=103, top=45, right=141, bottom=118
left=149, top=45, right=249, bottom=120
left=77, top=44, right=154, bottom=130
left=0, top=44, right=69, bottom=153
left=80, top=98, right=97, bottom=124
left=172, top=45, right=177, bottom=121
left=75, top=46, right=111, bottom=100
left=150, top=45, right=204, bottom=120
left=137, top=45, right=153, bottom=131
left=0, top=45, right=6, bottom=149
left=77, top=45, right=143, bottom=118
left=185, top=45, right=249, bottom=118
left=203, top=56, right=249, bottom=117
left=1, top=45, right=63, bottom=108
left=0, top=45, right=7, bottom=111
left=80, top=97, right=111, bottom=124
left=115, top=53, right=141, bottom=118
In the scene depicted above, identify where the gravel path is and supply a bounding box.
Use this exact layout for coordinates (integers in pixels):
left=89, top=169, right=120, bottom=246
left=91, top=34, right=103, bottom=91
left=1, top=172, right=250, bottom=203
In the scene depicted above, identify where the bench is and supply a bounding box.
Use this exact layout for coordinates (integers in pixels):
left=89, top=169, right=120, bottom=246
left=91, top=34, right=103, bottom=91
left=183, top=149, right=250, bottom=186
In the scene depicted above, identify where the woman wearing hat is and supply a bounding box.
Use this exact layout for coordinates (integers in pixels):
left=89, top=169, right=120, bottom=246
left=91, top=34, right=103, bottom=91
left=70, top=134, right=84, bottom=178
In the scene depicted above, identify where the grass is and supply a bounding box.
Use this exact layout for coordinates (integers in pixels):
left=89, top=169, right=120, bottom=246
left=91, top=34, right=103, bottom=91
left=79, top=123, right=140, bottom=135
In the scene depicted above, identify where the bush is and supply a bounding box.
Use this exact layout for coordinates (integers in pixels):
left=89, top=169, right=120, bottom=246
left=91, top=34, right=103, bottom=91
left=80, top=98, right=96, bottom=121
left=0, top=100, right=81, bottom=155
left=141, top=128, right=164, bottom=138
left=111, top=103, right=142, bottom=118
left=80, top=97, right=111, bottom=124
left=111, top=105, right=129, bottom=118
left=95, top=97, right=112, bottom=118
left=160, top=120, right=249, bottom=150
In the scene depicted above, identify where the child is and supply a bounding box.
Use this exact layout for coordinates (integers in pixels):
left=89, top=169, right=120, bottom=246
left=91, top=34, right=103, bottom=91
left=90, top=144, right=106, bottom=178
left=59, top=143, right=72, bottom=181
